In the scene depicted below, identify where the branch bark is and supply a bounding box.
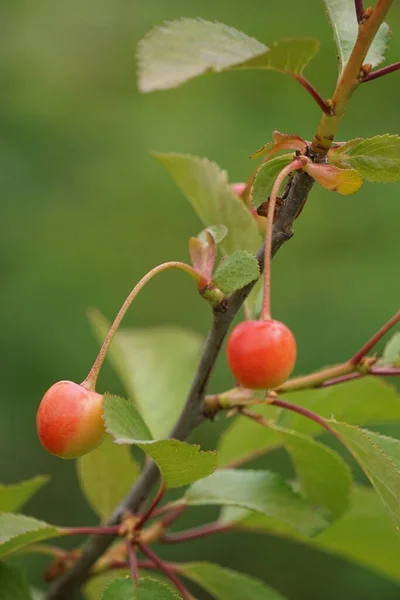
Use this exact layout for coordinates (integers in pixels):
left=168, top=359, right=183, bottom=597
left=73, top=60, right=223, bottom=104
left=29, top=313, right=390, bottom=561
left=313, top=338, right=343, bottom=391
left=45, top=169, right=314, bottom=600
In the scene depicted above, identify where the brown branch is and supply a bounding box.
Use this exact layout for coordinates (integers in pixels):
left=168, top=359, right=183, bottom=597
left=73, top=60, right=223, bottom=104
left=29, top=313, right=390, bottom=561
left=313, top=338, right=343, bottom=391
left=361, top=62, right=400, bottom=82
left=45, top=171, right=314, bottom=600
left=293, top=76, right=333, bottom=115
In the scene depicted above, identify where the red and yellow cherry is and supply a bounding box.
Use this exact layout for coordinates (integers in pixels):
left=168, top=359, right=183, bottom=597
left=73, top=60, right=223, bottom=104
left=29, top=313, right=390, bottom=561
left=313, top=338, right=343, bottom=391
left=36, top=381, right=105, bottom=459
left=227, top=319, right=297, bottom=389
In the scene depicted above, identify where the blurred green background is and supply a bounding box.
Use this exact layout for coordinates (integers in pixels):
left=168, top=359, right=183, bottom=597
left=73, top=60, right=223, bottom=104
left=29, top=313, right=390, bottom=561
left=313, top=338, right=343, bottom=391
left=1, top=0, right=400, bottom=598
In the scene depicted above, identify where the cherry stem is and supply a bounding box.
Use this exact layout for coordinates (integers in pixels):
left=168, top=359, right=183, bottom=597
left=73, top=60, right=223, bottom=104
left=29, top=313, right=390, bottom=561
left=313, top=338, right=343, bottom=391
left=269, top=398, right=339, bottom=439
left=64, top=526, right=119, bottom=536
left=361, top=62, right=400, bottom=82
left=161, top=522, right=232, bottom=544
left=126, top=540, right=139, bottom=591
left=321, top=366, right=400, bottom=387
left=293, top=76, right=332, bottom=115
left=139, top=544, right=191, bottom=599
left=82, top=262, right=201, bottom=390
left=261, top=158, right=307, bottom=321
left=159, top=505, right=187, bottom=528
left=349, top=309, right=400, bottom=365
left=355, top=0, right=365, bottom=22
left=135, top=480, right=166, bottom=530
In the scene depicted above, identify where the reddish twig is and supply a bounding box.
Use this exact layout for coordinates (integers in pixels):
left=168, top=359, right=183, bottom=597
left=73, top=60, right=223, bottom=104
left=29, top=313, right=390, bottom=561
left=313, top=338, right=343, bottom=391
left=139, top=544, right=191, bottom=599
left=126, top=540, right=139, bottom=591
left=270, top=398, right=338, bottom=438
left=160, top=505, right=187, bottom=528
left=321, top=366, right=400, bottom=387
left=350, top=309, right=400, bottom=365
left=355, top=0, right=365, bottom=23
left=294, top=76, right=333, bottom=114
left=361, top=62, right=400, bottom=82
left=161, top=522, right=232, bottom=544
left=135, top=480, right=166, bottom=530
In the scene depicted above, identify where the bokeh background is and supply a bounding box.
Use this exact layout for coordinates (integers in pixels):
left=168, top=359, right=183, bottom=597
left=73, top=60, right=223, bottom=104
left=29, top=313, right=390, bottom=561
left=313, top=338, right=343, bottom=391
left=1, top=0, right=400, bottom=598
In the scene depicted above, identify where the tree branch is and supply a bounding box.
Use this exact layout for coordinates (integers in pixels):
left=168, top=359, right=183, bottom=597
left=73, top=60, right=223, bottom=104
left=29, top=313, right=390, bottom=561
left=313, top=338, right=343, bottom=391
left=45, top=169, right=314, bottom=600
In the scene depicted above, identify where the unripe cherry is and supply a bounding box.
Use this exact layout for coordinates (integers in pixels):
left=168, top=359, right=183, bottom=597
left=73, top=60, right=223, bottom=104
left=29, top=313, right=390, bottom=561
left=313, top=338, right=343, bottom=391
left=36, top=381, right=105, bottom=459
left=227, top=319, right=297, bottom=389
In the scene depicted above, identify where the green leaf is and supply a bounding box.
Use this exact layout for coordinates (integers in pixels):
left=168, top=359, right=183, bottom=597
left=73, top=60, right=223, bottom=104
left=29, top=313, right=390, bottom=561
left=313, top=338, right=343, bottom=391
left=0, top=562, right=33, bottom=600
left=279, top=377, right=400, bottom=435
left=219, top=378, right=400, bottom=468
left=101, top=577, right=180, bottom=599
left=303, top=162, right=363, bottom=195
left=218, top=404, right=282, bottom=467
left=328, top=135, right=400, bottom=182
left=379, top=332, right=400, bottom=366
left=322, top=0, right=390, bottom=74
left=85, top=571, right=129, bottom=600
left=328, top=422, right=400, bottom=534
left=90, top=310, right=203, bottom=439
left=185, top=469, right=329, bottom=536
left=213, top=251, right=260, bottom=294
left=0, top=476, right=49, bottom=512
left=0, top=514, right=61, bottom=559
left=251, top=155, right=294, bottom=209
left=77, top=435, right=140, bottom=522
left=103, top=395, right=218, bottom=488
left=222, top=485, right=400, bottom=583
left=137, top=19, right=319, bottom=92
left=278, top=427, right=352, bottom=519
left=154, top=153, right=261, bottom=255
left=236, top=37, right=320, bottom=76
left=179, top=562, right=287, bottom=600
left=138, top=19, right=268, bottom=92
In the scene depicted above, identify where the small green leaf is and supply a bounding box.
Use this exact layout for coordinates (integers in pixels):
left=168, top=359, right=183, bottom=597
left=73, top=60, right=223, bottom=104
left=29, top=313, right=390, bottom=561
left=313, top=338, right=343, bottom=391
left=222, top=485, right=400, bottom=582
left=85, top=571, right=129, bottom=600
left=179, top=562, right=287, bottom=600
left=328, top=135, right=400, bottom=182
left=236, top=37, right=320, bottom=76
left=329, top=422, right=400, bottom=534
left=90, top=310, right=203, bottom=439
left=101, top=577, right=180, bottom=599
left=0, top=514, right=61, bottom=559
left=103, top=395, right=218, bottom=488
left=279, top=377, right=400, bottom=435
left=154, top=153, right=260, bottom=255
left=185, top=469, right=329, bottom=536
left=278, top=427, right=352, bottom=519
left=213, top=250, right=260, bottom=294
left=379, top=332, right=400, bottom=366
left=0, top=562, right=33, bottom=600
left=0, top=476, right=49, bottom=512
left=77, top=435, right=140, bottom=522
left=138, top=19, right=268, bottom=92
left=323, top=0, right=390, bottom=74
left=251, top=154, right=294, bottom=209
left=303, top=162, right=363, bottom=195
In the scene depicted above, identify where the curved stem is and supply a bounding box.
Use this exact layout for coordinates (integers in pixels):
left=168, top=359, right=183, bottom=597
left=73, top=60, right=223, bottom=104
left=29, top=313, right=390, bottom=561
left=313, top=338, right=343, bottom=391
left=361, top=62, right=400, bottom=82
left=293, top=76, right=332, bottom=115
left=355, top=0, right=365, bottom=23
left=161, top=522, right=232, bottom=544
left=139, top=544, right=191, bottom=599
left=261, top=159, right=305, bottom=320
left=82, top=262, right=201, bottom=390
left=350, top=309, right=400, bottom=365
left=126, top=540, right=139, bottom=591
left=64, top=526, right=119, bottom=536
left=134, top=480, right=165, bottom=530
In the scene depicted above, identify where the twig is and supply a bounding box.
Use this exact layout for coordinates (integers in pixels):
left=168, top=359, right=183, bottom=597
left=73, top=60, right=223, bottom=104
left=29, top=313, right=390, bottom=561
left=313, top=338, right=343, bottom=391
left=139, top=544, right=191, bottom=599
left=134, top=480, right=165, bottom=530
left=294, top=76, right=333, bottom=115
left=361, top=62, right=400, bottom=82
left=349, top=309, right=400, bottom=365
left=126, top=540, right=139, bottom=591
left=45, top=172, right=315, bottom=600
left=161, top=522, right=232, bottom=544
left=355, top=0, right=365, bottom=23
left=321, top=366, right=400, bottom=387
left=64, top=526, right=120, bottom=536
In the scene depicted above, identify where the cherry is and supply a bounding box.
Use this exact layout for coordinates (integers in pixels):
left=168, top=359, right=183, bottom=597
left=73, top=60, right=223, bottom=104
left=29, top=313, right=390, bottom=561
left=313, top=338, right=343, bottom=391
left=36, top=381, right=105, bottom=459
left=227, top=319, right=297, bottom=389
